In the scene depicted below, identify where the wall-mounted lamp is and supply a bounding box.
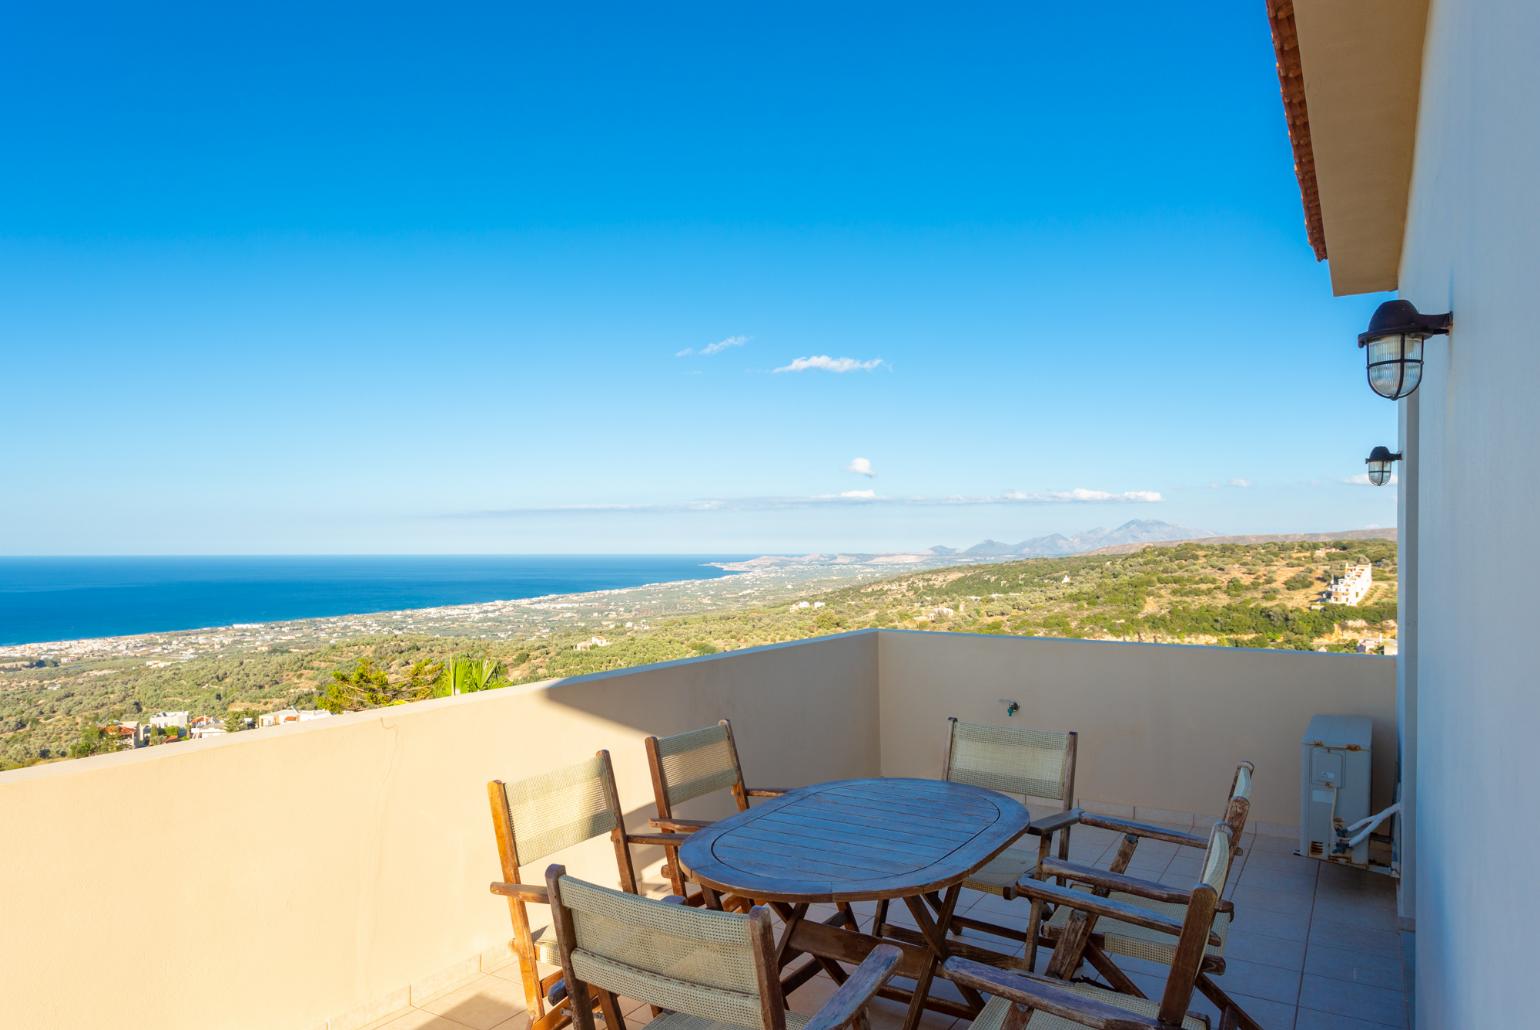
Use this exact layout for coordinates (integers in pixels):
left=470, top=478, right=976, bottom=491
left=1365, top=446, right=1403, bottom=487
left=1358, top=299, right=1452, bottom=400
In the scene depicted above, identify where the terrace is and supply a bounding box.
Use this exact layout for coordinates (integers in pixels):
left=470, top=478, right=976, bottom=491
left=0, top=629, right=1404, bottom=1029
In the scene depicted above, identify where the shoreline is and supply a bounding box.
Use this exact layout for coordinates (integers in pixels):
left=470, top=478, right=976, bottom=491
left=0, top=555, right=916, bottom=663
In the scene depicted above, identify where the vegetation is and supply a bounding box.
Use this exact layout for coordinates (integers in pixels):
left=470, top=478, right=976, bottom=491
left=0, top=539, right=1396, bottom=770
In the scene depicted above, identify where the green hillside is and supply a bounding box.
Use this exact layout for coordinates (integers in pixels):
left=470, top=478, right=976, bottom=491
left=0, top=538, right=1396, bottom=770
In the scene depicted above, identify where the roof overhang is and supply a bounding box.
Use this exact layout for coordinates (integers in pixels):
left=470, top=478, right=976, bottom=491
left=1267, top=0, right=1431, bottom=296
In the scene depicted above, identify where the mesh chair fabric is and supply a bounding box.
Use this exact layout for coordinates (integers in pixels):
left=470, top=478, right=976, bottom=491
left=1200, top=825, right=1231, bottom=894
left=559, top=876, right=768, bottom=1026
left=1231, top=765, right=1253, bottom=804
left=647, top=1010, right=811, bottom=1030
left=505, top=756, right=616, bottom=867
left=656, top=724, right=740, bottom=808
left=947, top=721, right=1071, bottom=801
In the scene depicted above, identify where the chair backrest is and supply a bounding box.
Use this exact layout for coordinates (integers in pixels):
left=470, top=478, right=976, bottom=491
left=488, top=750, right=639, bottom=895
left=943, top=717, right=1077, bottom=811
left=546, top=867, right=786, bottom=1030
left=645, top=719, right=748, bottom=820
left=1222, top=761, right=1255, bottom=843
left=1155, top=821, right=1234, bottom=1025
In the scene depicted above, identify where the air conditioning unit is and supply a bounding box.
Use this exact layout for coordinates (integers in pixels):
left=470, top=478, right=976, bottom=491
left=1300, top=714, right=1373, bottom=866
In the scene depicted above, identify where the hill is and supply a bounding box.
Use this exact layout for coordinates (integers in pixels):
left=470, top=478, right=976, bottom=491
left=956, top=519, right=1202, bottom=558
left=0, top=537, right=1397, bottom=770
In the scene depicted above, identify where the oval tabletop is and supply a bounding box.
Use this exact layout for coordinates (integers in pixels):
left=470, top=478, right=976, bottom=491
left=678, top=777, right=1031, bottom=904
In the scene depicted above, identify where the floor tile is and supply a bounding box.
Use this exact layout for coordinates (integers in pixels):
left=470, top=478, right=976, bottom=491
left=1295, top=1005, right=1401, bottom=1030
left=787, top=972, right=840, bottom=1015
left=1298, top=972, right=1407, bottom=1027
left=417, top=975, right=529, bottom=1030
left=1213, top=957, right=1301, bottom=1005
left=359, top=1008, right=419, bottom=1030
left=1306, top=917, right=1402, bottom=959
left=1303, top=941, right=1405, bottom=991
left=1231, top=904, right=1311, bottom=943
left=1230, top=881, right=1316, bottom=915
left=1220, top=993, right=1294, bottom=1029
left=377, top=1012, right=468, bottom=1030
left=1225, top=931, right=1307, bottom=971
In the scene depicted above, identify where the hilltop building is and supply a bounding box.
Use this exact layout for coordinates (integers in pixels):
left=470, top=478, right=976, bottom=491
left=1326, top=563, right=1373, bottom=606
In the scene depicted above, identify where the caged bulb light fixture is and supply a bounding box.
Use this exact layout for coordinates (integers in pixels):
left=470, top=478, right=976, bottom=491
left=1365, top=446, right=1402, bottom=487
left=1358, top=299, right=1452, bottom=400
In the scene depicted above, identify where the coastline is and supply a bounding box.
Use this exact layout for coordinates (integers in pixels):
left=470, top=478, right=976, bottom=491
left=0, top=556, right=902, bottom=664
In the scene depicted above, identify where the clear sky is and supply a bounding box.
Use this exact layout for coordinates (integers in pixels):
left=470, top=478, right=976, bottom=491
left=1, top=2, right=1398, bottom=555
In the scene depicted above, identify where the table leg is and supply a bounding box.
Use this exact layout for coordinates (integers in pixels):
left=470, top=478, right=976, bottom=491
left=775, top=904, right=810, bottom=969
left=771, top=901, right=848, bottom=986
left=701, top=884, right=723, bottom=911
left=899, top=884, right=972, bottom=1030
left=900, top=884, right=987, bottom=1026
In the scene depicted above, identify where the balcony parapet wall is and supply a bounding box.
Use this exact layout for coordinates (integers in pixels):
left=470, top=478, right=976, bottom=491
left=0, top=629, right=1392, bottom=1030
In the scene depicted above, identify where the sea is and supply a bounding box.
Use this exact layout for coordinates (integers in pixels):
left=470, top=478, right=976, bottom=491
left=0, top=555, right=747, bottom=647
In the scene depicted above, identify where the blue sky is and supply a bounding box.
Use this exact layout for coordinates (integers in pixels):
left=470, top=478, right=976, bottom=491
left=0, top=3, right=1397, bottom=555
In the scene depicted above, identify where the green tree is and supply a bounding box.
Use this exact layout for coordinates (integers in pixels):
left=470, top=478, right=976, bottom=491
left=404, top=659, right=444, bottom=696
left=319, top=658, right=401, bottom=713
left=68, top=723, right=116, bottom=759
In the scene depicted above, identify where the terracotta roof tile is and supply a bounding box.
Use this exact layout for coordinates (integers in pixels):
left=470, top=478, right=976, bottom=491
left=1266, top=0, right=1326, bottom=261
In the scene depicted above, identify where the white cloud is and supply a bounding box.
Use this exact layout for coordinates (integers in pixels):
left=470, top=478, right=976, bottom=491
left=1228, top=478, right=1252, bottom=488
left=846, top=457, right=876, bottom=478
left=455, top=486, right=1162, bottom=517
left=677, top=335, right=749, bottom=358
left=1010, top=488, right=1163, bottom=504
left=774, top=355, right=885, bottom=374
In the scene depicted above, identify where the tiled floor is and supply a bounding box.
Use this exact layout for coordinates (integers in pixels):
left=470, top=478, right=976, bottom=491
left=359, top=823, right=1408, bottom=1030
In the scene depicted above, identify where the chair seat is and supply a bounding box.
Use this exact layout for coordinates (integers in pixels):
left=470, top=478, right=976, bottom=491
left=1045, top=891, right=1230, bottom=966
left=968, top=986, right=1206, bottom=1030
left=963, top=841, right=1036, bottom=895
left=528, top=926, right=562, bottom=967
left=647, top=1010, right=810, bottom=1030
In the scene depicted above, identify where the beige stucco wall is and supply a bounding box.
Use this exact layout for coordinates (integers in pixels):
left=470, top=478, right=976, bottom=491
left=1397, top=0, right=1540, bottom=1023
left=0, top=628, right=1395, bottom=1028
left=877, top=630, right=1396, bottom=829
left=0, top=631, right=878, bottom=1030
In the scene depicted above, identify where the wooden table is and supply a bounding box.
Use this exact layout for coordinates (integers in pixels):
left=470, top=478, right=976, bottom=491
left=678, top=777, right=1031, bottom=1030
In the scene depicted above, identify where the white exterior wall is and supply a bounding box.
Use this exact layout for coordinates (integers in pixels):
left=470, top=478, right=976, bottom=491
left=1398, top=0, right=1540, bottom=1023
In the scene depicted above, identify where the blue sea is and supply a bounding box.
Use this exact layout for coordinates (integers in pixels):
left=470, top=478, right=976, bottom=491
left=0, top=555, right=747, bottom=646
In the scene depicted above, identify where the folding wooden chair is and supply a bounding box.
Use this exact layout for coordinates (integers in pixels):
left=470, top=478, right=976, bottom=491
left=875, top=717, right=1079, bottom=952
left=487, top=750, right=691, bottom=1030
left=643, top=719, right=788, bottom=902
left=1028, top=763, right=1258, bottom=1029
left=944, top=822, right=1238, bottom=1030
left=545, top=866, right=902, bottom=1030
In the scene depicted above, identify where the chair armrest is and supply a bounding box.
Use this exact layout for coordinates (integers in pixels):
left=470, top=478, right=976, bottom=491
left=490, top=881, right=549, bottom=903
left=649, top=817, right=712, bottom=833
left=802, top=944, right=903, bottom=1030
left=626, top=831, right=695, bottom=847
left=1077, top=813, right=1208, bottom=849
left=1039, top=858, right=1236, bottom=914
left=943, top=958, right=1164, bottom=1030
left=746, top=787, right=789, bottom=798
left=1014, top=880, right=1221, bottom=947
left=1027, top=808, right=1084, bottom=836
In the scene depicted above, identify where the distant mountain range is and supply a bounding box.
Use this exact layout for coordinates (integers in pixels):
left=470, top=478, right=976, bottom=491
left=936, top=519, right=1205, bottom=559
